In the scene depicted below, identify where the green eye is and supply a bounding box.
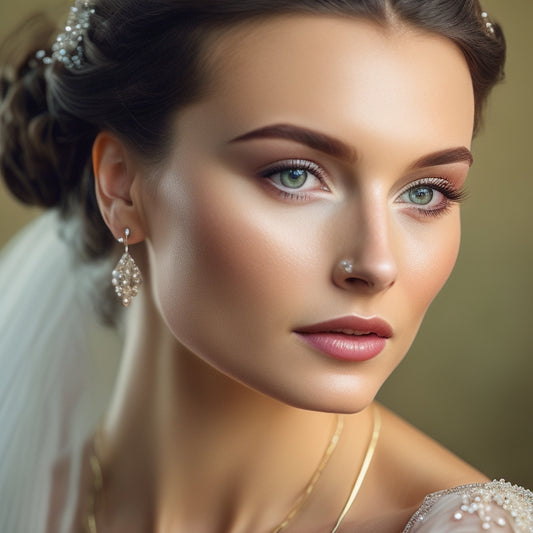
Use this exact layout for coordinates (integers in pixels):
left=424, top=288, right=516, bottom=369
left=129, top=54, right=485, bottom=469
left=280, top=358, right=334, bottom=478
left=408, top=187, right=434, bottom=205
left=279, top=169, right=308, bottom=189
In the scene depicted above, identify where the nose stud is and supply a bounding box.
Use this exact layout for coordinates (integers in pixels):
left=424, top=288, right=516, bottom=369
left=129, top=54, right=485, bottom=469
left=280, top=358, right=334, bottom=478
left=334, top=256, right=397, bottom=291
left=339, top=259, right=354, bottom=274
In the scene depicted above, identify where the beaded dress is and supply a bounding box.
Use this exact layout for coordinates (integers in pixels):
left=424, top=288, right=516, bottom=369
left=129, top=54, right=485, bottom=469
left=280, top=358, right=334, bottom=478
left=403, top=481, right=533, bottom=533
left=0, top=212, right=531, bottom=533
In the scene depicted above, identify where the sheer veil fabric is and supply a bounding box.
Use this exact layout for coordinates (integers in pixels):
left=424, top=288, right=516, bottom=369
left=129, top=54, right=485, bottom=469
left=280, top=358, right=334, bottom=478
left=0, top=211, right=120, bottom=533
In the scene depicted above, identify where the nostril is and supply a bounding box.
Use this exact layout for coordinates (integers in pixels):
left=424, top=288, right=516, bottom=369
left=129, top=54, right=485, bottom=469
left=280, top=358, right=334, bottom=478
left=345, top=276, right=375, bottom=289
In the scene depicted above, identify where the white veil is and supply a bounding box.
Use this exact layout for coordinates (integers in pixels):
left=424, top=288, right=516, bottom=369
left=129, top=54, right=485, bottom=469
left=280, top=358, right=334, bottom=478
left=0, top=210, right=121, bottom=533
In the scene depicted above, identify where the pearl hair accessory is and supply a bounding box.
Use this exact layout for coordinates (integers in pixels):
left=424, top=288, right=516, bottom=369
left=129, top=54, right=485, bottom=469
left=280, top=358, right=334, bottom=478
left=481, top=10, right=496, bottom=36
left=111, top=228, right=142, bottom=307
left=35, top=0, right=95, bottom=69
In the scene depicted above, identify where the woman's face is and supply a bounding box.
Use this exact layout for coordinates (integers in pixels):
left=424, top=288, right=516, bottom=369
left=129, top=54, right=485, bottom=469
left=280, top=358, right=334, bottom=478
left=137, top=15, right=474, bottom=413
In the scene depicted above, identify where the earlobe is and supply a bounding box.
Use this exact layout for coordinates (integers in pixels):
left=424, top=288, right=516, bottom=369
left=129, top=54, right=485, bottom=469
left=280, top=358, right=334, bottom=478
left=92, top=131, right=145, bottom=243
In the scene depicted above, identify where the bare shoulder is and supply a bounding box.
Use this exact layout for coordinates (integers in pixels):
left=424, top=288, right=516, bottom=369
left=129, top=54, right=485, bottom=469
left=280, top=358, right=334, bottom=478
left=374, top=404, right=489, bottom=507
left=327, top=404, right=490, bottom=533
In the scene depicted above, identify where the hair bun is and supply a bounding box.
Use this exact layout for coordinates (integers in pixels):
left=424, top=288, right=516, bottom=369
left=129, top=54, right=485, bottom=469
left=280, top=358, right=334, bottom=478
left=0, top=58, right=64, bottom=207
left=0, top=15, right=94, bottom=210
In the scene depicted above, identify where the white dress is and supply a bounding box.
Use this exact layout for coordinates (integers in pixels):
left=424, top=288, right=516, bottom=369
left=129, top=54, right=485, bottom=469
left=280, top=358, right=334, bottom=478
left=0, top=212, right=531, bottom=533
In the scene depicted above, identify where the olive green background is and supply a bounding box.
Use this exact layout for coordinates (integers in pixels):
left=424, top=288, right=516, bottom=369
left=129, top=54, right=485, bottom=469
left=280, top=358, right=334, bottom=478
left=1, top=2, right=532, bottom=486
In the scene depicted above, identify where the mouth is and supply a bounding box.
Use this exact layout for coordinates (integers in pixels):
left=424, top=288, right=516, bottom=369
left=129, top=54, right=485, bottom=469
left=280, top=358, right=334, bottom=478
left=327, top=328, right=382, bottom=336
left=294, top=316, right=392, bottom=362
left=295, top=316, right=393, bottom=337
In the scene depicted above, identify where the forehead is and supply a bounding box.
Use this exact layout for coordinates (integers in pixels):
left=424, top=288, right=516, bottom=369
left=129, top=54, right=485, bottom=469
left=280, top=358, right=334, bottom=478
left=193, top=15, right=475, bottom=152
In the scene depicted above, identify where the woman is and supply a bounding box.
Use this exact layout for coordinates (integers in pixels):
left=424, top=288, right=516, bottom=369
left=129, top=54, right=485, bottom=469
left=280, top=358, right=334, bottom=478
left=0, top=0, right=530, bottom=532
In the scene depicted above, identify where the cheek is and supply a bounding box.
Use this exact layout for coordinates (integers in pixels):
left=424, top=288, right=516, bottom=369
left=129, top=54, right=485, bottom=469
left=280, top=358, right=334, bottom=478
left=142, top=164, right=327, bottom=358
left=400, top=212, right=461, bottom=325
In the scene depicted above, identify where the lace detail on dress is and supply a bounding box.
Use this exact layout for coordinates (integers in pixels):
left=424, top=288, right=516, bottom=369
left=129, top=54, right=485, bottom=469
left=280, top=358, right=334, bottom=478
left=403, top=480, right=533, bottom=533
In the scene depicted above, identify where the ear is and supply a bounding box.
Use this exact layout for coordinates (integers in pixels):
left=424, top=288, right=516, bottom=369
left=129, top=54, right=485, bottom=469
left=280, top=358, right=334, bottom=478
left=93, top=131, right=146, bottom=244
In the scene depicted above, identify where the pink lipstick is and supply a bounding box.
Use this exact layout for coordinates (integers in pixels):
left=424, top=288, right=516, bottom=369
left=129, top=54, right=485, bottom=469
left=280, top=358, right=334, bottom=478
left=294, top=316, right=392, bottom=362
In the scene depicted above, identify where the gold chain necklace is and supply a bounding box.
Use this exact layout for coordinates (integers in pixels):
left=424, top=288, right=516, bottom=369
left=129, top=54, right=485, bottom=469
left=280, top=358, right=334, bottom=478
left=85, top=405, right=380, bottom=533
left=85, top=414, right=343, bottom=533
left=330, top=404, right=381, bottom=533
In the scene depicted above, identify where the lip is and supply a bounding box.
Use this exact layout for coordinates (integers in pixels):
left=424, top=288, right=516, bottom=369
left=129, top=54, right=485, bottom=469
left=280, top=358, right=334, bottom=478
left=294, top=316, right=392, bottom=362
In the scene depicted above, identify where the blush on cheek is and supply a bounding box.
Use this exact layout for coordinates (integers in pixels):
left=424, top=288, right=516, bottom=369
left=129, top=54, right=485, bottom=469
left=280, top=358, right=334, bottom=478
left=404, top=217, right=461, bottom=322
left=143, top=184, right=273, bottom=352
left=187, top=201, right=307, bottom=316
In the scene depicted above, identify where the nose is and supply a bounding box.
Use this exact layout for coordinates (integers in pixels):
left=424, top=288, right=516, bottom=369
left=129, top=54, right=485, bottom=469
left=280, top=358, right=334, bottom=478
left=332, top=210, right=398, bottom=293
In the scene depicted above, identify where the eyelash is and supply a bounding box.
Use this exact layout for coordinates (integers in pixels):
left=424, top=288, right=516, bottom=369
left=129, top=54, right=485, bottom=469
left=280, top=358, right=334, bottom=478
left=396, top=177, right=468, bottom=218
left=259, top=160, right=468, bottom=215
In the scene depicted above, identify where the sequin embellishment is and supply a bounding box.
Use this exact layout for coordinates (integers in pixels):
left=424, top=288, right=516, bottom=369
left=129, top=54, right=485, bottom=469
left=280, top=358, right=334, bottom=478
left=403, top=480, right=533, bottom=532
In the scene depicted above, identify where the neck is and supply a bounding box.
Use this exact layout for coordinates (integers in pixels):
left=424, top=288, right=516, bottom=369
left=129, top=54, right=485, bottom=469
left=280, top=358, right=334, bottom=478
left=99, top=290, right=373, bottom=533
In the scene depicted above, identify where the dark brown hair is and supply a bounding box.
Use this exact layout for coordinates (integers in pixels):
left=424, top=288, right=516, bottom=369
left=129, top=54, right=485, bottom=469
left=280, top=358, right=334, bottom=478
left=0, top=0, right=506, bottom=312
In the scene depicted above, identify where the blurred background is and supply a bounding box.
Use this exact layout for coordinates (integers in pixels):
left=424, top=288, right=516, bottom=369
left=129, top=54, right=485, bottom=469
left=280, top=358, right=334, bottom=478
left=1, top=1, right=531, bottom=487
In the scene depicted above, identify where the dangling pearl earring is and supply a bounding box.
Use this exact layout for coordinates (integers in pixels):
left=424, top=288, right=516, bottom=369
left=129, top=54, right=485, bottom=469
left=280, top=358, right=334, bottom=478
left=111, top=228, right=142, bottom=307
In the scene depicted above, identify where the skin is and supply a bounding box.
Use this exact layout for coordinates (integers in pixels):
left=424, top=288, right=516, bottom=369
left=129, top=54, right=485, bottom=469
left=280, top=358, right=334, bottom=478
left=85, top=14, right=488, bottom=533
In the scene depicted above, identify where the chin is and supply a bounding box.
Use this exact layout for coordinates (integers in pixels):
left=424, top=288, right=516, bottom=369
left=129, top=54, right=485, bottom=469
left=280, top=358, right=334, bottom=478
left=279, top=393, right=377, bottom=415
left=251, top=374, right=383, bottom=415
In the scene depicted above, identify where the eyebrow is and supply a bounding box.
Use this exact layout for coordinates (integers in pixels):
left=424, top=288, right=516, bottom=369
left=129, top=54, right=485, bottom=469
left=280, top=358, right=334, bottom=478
left=409, top=147, right=474, bottom=169
left=229, top=124, right=357, bottom=162
left=229, top=123, right=473, bottom=168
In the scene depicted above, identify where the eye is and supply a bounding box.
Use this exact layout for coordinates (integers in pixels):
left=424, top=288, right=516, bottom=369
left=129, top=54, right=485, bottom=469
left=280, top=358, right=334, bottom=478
left=259, top=159, right=330, bottom=200
left=406, top=186, right=435, bottom=205
left=396, top=177, right=467, bottom=217
left=278, top=168, right=310, bottom=189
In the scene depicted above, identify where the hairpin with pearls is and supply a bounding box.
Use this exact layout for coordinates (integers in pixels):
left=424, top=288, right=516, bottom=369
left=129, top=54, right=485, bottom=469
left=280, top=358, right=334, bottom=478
left=35, top=0, right=95, bottom=69
left=481, top=10, right=496, bottom=36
